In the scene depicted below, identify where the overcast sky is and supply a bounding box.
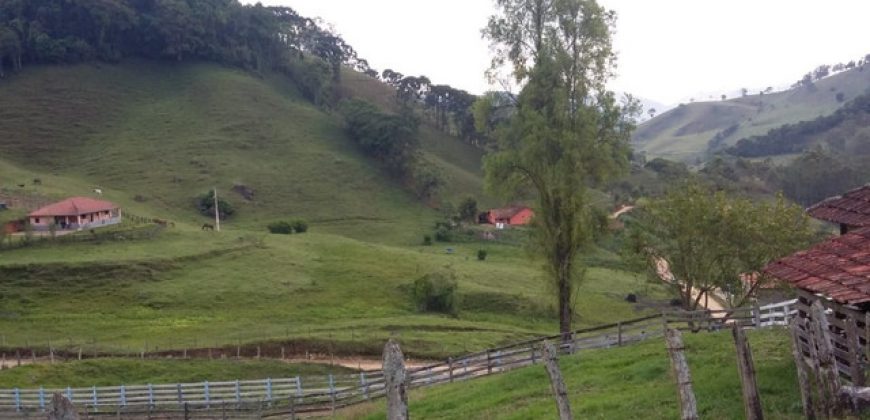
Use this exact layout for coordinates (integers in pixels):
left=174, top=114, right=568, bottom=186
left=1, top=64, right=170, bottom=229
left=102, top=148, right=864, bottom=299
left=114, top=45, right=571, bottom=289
left=244, top=0, right=870, bottom=105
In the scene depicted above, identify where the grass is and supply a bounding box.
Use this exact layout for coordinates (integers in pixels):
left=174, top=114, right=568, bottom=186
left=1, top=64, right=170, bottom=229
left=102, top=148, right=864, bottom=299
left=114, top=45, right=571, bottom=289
left=633, top=65, right=870, bottom=162
left=0, top=359, right=353, bottom=389
left=344, top=329, right=802, bottom=419
left=0, top=229, right=667, bottom=358
left=0, top=61, right=490, bottom=244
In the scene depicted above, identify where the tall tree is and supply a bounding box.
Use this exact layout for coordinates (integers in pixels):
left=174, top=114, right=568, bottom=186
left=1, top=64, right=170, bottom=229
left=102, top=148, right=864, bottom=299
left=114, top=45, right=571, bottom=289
left=483, top=0, right=637, bottom=338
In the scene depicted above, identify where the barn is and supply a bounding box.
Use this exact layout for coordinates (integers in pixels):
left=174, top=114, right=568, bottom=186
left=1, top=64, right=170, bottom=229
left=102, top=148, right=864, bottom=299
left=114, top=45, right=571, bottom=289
left=28, top=197, right=122, bottom=231
left=484, top=206, right=534, bottom=226
left=807, top=184, right=870, bottom=235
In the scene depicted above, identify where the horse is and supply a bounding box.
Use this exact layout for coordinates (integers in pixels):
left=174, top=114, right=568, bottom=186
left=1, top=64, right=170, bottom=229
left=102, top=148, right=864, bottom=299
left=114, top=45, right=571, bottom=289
left=201, top=223, right=214, bottom=231
left=93, top=188, right=103, bottom=195
left=153, top=218, right=175, bottom=228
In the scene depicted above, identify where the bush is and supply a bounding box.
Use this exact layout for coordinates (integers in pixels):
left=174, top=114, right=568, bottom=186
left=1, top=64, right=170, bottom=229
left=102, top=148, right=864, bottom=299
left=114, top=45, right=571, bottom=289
left=197, top=190, right=235, bottom=219
left=267, top=221, right=293, bottom=234
left=434, top=225, right=451, bottom=242
left=411, top=271, right=458, bottom=314
left=477, top=249, right=488, bottom=261
left=292, top=220, right=308, bottom=233
left=422, top=235, right=432, bottom=246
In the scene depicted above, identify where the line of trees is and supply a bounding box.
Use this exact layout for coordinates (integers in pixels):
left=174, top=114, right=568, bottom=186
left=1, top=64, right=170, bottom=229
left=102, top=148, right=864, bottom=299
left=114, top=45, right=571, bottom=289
left=0, top=0, right=375, bottom=105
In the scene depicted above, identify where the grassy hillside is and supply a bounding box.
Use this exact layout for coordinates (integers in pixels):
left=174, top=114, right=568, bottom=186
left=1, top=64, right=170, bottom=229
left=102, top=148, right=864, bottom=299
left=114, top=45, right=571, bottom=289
left=634, top=66, right=870, bottom=162
left=0, top=229, right=666, bottom=358
left=346, top=329, right=801, bottom=419
left=0, top=61, right=485, bottom=243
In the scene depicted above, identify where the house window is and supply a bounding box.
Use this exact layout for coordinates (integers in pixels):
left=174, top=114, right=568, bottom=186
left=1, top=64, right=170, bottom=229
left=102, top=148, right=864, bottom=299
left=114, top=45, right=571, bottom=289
left=34, top=218, right=40, bottom=224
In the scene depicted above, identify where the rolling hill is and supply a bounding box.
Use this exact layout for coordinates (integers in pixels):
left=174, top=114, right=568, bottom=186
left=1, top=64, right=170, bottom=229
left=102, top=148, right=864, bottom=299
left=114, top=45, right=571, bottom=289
left=0, top=61, right=485, bottom=244
left=633, top=66, right=870, bottom=162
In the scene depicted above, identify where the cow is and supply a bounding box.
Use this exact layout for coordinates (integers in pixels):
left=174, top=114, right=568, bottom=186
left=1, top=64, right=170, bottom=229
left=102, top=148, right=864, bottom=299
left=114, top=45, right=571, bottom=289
left=201, top=223, right=215, bottom=231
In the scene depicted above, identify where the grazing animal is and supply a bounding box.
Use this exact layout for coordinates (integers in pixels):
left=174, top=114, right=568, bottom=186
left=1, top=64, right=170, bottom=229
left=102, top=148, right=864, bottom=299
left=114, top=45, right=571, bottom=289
left=32, top=178, right=42, bottom=185
left=93, top=188, right=103, bottom=195
left=201, top=223, right=214, bottom=231
left=17, top=184, right=24, bottom=188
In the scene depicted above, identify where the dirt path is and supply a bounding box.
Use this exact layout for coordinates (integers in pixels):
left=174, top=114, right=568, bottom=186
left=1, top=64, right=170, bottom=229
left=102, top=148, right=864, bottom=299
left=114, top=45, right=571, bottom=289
left=610, top=204, right=727, bottom=313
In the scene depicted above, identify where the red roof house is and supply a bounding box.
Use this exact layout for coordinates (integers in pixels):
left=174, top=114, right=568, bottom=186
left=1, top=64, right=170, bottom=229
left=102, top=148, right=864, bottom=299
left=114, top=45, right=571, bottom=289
left=28, top=197, right=121, bottom=231
left=807, top=184, right=870, bottom=234
left=763, top=227, right=870, bottom=305
left=485, top=206, right=534, bottom=226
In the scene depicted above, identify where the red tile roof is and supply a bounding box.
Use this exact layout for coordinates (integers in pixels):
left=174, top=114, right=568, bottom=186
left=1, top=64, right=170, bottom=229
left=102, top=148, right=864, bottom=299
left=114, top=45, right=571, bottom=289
left=763, top=227, right=870, bottom=305
left=29, top=197, right=118, bottom=217
left=489, top=206, right=531, bottom=219
left=807, top=184, right=870, bottom=227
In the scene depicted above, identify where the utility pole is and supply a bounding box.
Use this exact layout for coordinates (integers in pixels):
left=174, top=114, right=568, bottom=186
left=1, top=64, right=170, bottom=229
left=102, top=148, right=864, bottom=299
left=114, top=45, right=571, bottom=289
left=213, top=187, right=221, bottom=232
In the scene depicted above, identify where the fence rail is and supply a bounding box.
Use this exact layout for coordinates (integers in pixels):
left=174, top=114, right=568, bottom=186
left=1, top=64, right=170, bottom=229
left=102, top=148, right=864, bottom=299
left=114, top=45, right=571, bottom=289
left=0, top=300, right=800, bottom=417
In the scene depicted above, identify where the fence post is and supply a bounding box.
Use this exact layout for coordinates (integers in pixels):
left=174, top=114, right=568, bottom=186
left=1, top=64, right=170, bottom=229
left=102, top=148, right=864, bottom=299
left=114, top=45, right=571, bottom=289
left=809, top=301, right=843, bottom=418
left=790, top=319, right=815, bottom=419
left=177, top=383, right=184, bottom=406
left=77, top=347, right=82, bottom=361
left=148, top=383, right=154, bottom=408
left=91, top=386, right=98, bottom=410
left=39, top=387, right=46, bottom=411
left=541, top=342, right=572, bottom=420
left=266, top=377, right=272, bottom=403
left=295, top=376, right=303, bottom=403
left=383, top=339, right=408, bottom=420
left=731, top=324, right=764, bottom=420
left=204, top=381, right=210, bottom=408
left=486, top=350, right=492, bottom=374
left=531, top=347, right=538, bottom=365
left=329, top=374, right=336, bottom=415
left=617, top=322, right=623, bottom=347
left=665, top=328, right=698, bottom=420
left=845, top=316, right=865, bottom=386
left=360, top=372, right=369, bottom=399
left=448, top=357, right=454, bottom=383
left=16, top=350, right=20, bottom=367
left=235, top=380, right=241, bottom=406
left=120, top=385, right=126, bottom=407
left=13, top=388, right=19, bottom=412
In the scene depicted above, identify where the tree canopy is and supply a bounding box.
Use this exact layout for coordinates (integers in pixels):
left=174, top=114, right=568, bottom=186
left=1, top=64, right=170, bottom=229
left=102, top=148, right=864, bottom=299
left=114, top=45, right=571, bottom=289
left=483, top=0, right=637, bottom=338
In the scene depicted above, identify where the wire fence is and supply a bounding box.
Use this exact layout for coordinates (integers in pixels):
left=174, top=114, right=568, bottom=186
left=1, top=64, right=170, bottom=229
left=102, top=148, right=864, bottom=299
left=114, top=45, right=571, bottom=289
left=0, top=299, right=799, bottom=417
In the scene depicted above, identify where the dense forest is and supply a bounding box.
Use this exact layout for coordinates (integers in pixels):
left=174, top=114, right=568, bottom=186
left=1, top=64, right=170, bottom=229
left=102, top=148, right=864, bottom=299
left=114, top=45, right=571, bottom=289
left=0, top=0, right=382, bottom=105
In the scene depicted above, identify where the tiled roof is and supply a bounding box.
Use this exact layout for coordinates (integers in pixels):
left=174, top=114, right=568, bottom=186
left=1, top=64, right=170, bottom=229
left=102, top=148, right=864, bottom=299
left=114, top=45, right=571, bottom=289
left=763, top=227, right=870, bottom=305
left=807, top=184, right=870, bottom=227
left=489, top=206, right=531, bottom=219
left=29, top=197, right=118, bottom=217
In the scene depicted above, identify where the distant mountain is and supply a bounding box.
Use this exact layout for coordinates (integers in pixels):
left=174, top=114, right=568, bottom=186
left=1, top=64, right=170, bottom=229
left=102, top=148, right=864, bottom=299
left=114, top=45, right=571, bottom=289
left=632, top=66, right=870, bottom=162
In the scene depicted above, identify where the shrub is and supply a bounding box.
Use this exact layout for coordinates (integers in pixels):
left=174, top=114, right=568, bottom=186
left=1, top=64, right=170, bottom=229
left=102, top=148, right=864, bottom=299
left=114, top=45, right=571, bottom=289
left=434, top=225, right=451, bottom=242
left=477, top=249, right=488, bottom=261
left=197, top=190, right=235, bottom=219
left=291, top=220, right=308, bottom=233
left=267, top=221, right=293, bottom=234
left=422, top=235, right=432, bottom=246
left=411, top=271, right=458, bottom=314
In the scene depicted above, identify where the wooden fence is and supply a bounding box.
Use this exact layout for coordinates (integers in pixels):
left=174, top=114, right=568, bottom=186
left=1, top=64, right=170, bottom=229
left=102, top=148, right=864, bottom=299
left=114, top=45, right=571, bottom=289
left=0, top=300, right=802, bottom=417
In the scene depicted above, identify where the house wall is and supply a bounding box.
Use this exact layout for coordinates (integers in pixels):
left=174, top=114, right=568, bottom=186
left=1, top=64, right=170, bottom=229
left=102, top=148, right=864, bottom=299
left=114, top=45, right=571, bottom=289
left=30, top=209, right=122, bottom=231
left=509, top=209, right=534, bottom=225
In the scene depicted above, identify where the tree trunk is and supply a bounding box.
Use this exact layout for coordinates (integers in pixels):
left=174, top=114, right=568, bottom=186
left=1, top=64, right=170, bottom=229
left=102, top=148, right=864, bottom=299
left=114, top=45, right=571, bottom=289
left=559, top=267, right=572, bottom=341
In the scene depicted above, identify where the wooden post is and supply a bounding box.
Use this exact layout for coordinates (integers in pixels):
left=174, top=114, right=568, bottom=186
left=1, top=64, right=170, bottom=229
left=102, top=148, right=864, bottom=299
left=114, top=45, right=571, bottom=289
left=845, top=316, right=865, bottom=386
left=15, top=350, right=20, bottom=367
left=617, top=322, right=623, bottom=347
left=281, top=346, right=285, bottom=360
left=77, top=348, right=82, bottom=361
left=448, top=357, right=454, bottom=383
left=665, top=328, right=698, bottom=420
left=753, top=304, right=761, bottom=327
left=541, top=342, right=573, bottom=420
left=865, top=312, right=870, bottom=365
left=486, top=350, right=492, bottom=374
left=213, top=187, right=220, bottom=232
left=732, top=324, right=764, bottom=420
left=383, top=339, right=408, bottom=420
left=809, top=301, right=843, bottom=418
left=790, top=319, right=816, bottom=420
left=48, top=392, right=79, bottom=420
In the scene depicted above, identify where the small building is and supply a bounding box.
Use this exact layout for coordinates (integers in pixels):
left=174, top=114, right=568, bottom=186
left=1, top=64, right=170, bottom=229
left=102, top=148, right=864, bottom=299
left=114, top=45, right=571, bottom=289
left=28, top=197, right=121, bottom=231
left=807, top=184, right=870, bottom=234
left=484, top=206, right=534, bottom=226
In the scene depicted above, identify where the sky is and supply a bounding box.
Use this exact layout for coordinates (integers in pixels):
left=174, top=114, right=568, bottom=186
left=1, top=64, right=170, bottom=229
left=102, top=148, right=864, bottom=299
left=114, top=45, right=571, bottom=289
left=243, top=0, right=870, bottom=105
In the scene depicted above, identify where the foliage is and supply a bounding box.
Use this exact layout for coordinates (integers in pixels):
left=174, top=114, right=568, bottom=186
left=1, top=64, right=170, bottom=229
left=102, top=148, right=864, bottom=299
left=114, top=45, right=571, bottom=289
left=774, top=148, right=865, bottom=206
left=0, top=0, right=374, bottom=104
left=196, top=190, right=234, bottom=220
left=477, top=249, right=488, bottom=261
left=267, top=221, right=293, bottom=234
left=457, top=196, right=479, bottom=223
left=291, top=220, right=308, bottom=233
left=411, top=270, right=458, bottom=314
left=338, top=99, right=420, bottom=176
left=483, top=0, right=638, bottom=336
left=422, top=235, right=432, bottom=246
left=628, top=182, right=815, bottom=310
